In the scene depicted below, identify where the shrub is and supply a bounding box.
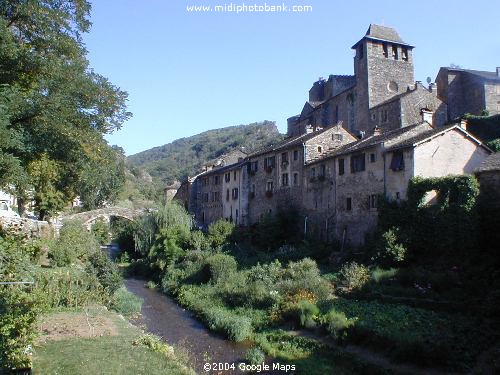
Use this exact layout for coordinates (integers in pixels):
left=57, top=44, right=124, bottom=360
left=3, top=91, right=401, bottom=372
left=207, top=219, right=235, bottom=248
left=0, top=234, right=42, bottom=370
left=339, top=262, right=370, bottom=290
left=91, top=218, right=110, bottom=245
left=204, top=306, right=253, bottom=342
left=86, top=250, right=123, bottom=294
left=35, top=267, right=107, bottom=308
left=322, top=309, right=356, bottom=339
left=49, top=220, right=99, bottom=266
left=371, top=267, right=398, bottom=284
left=111, top=287, right=143, bottom=315
left=189, top=230, right=210, bottom=251
left=147, top=225, right=190, bottom=272
left=279, top=258, right=331, bottom=301
left=205, top=253, right=237, bottom=283
left=133, top=333, right=175, bottom=359
left=246, top=347, right=265, bottom=365
left=296, top=300, right=320, bottom=328
left=146, top=281, right=157, bottom=289
left=372, top=228, right=406, bottom=266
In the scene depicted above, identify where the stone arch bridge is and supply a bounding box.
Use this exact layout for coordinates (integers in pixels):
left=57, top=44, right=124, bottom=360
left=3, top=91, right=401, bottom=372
left=61, top=207, right=146, bottom=228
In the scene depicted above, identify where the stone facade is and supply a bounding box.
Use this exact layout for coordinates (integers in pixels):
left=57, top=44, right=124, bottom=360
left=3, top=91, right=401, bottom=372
left=436, top=67, right=500, bottom=120
left=287, top=24, right=447, bottom=138
left=175, top=24, right=494, bottom=247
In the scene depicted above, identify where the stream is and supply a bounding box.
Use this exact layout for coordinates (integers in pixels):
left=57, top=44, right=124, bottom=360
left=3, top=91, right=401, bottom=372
left=125, top=279, right=276, bottom=374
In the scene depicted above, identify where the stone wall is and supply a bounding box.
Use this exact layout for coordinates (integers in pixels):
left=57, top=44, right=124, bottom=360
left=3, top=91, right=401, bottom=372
left=413, top=129, right=490, bottom=177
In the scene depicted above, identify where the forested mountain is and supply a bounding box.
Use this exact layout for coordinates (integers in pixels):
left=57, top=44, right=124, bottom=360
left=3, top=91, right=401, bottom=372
left=127, top=121, right=284, bottom=184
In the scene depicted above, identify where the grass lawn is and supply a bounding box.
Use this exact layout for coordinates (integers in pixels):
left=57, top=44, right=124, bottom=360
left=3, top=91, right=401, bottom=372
left=32, top=307, right=195, bottom=375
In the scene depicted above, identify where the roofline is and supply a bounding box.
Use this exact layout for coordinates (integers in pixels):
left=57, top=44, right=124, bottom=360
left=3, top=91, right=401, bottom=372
left=351, top=36, right=415, bottom=49
left=386, top=125, right=494, bottom=153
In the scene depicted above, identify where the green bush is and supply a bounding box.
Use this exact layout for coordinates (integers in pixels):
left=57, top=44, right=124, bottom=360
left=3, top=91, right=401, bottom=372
left=296, top=300, right=320, bottom=328
left=204, top=306, right=252, bottom=342
left=372, top=228, right=406, bottom=266
left=339, top=262, right=370, bottom=290
left=36, top=267, right=107, bottom=308
left=205, top=253, right=237, bottom=283
left=245, top=347, right=265, bottom=365
left=371, top=267, right=398, bottom=284
left=86, top=250, right=123, bottom=294
left=207, top=219, right=235, bottom=248
left=111, top=287, right=143, bottom=315
left=133, top=333, right=174, bottom=359
left=322, top=309, right=356, bottom=339
left=0, top=234, right=42, bottom=370
left=49, top=220, right=100, bottom=266
left=189, top=230, right=210, bottom=251
left=279, top=258, right=331, bottom=301
left=91, top=218, right=110, bottom=245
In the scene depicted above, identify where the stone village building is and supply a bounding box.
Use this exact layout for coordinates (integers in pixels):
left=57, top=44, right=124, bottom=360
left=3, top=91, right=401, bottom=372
left=173, top=25, right=493, bottom=246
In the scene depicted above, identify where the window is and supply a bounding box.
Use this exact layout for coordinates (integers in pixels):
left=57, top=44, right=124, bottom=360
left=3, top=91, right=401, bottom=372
left=264, top=156, right=276, bottom=169
left=370, top=153, right=376, bottom=163
left=281, top=152, right=288, bottom=163
left=226, top=189, right=230, bottom=201
left=390, top=151, right=405, bottom=171
left=293, top=150, right=299, bottom=161
left=320, top=165, right=326, bottom=177
left=211, top=191, right=220, bottom=202
left=282, top=173, right=289, bottom=186
left=311, top=168, right=316, bottom=178
left=252, top=161, right=258, bottom=172
left=382, top=43, right=388, bottom=58
left=317, top=146, right=322, bottom=153
left=224, top=173, right=230, bottom=182
left=233, top=170, right=237, bottom=180
left=251, top=184, right=256, bottom=193
left=350, top=153, right=366, bottom=173
left=396, top=192, right=401, bottom=200
left=392, top=45, right=398, bottom=60
left=203, top=193, right=209, bottom=203
left=231, top=188, right=239, bottom=200
left=371, top=112, right=377, bottom=121
left=369, top=194, right=377, bottom=209
left=333, top=133, right=343, bottom=141
left=346, top=197, right=352, bottom=211
left=381, top=110, right=388, bottom=123
left=266, top=181, right=273, bottom=192
left=338, top=158, right=345, bottom=175
left=235, top=209, right=239, bottom=225
left=214, top=175, right=220, bottom=185
left=293, top=172, right=299, bottom=186
left=402, top=47, right=408, bottom=61
left=202, top=178, right=209, bottom=186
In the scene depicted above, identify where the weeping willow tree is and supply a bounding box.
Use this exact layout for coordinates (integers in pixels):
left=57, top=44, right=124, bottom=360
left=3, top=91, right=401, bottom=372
left=133, top=202, right=194, bottom=271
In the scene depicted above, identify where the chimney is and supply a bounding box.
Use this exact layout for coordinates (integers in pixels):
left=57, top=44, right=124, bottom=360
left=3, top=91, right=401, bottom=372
left=428, top=82, right=437, bottom=94
left=421, top=109, right=434, bottom=126
left=305, top=124, right=314, bottom=134
left=459, top=118, right=468, bottom=131
left=373, top=126, right=382, bottom=136
left=497, top=67, right=500, bottom=77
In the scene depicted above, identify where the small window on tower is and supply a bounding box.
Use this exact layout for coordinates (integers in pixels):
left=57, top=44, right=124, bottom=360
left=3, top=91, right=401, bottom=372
left=402, top=47, right=408, bottom=61
left=392, top=45, right=398, bottom=60
left=382, top=43, right=388, bottom=58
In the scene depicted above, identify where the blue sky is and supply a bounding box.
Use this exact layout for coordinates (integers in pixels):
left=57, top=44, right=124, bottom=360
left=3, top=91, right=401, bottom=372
left=83, top=0, right=500, bottom=155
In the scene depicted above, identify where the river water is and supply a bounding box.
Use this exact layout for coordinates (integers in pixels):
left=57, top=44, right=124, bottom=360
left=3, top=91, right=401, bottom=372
left=125, top=279, right=258, bottom=374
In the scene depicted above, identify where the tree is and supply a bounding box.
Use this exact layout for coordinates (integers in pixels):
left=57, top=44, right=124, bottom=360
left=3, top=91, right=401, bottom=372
left=0, top=1, right=131, bottom=215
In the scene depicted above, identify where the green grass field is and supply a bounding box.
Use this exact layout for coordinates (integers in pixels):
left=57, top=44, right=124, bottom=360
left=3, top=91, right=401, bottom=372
left=32, top=308, right=195, bottom=375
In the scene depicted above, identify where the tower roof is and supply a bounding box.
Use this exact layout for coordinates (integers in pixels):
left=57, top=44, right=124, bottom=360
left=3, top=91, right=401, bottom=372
left=352, top=24, right=414, bottom=48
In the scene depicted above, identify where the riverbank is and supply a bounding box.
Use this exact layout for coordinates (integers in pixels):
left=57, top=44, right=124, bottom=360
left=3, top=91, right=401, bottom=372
left=32, top=305, right=195, bottom=375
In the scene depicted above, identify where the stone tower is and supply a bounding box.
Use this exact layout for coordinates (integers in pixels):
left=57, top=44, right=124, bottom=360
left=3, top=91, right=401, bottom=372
left=352, top=25, right=415, bottom=132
